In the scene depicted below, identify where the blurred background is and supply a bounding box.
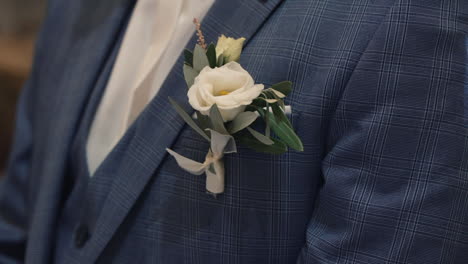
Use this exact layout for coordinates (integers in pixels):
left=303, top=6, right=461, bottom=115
left=0, top=0, right=47, bottom=177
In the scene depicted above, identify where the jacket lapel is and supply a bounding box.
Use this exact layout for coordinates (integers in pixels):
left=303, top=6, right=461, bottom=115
left=25, top=1, right=135, bottom=263
left=81, top=0, right=284, bottom=261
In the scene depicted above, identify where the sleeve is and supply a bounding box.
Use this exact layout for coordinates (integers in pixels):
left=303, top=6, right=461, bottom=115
left=0, top=1, right=57, bottom=261
left=0, top=77, right=35, bottom=263
left=296, top=2, right=468, bottom=263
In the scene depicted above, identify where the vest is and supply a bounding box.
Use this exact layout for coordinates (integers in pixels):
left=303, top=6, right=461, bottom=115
left=53, top=16, right=130, bottom=263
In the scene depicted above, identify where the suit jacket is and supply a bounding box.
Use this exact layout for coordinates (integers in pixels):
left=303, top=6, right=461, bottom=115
left=1, top=0, right=467, bottom=263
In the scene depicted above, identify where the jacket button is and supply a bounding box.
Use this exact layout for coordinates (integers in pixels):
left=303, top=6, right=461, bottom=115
left=74, top=224, right=90, bottom=248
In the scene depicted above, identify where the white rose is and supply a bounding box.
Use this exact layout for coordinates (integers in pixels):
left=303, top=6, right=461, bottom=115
left=187, top=62, right=264, bottom=122
left=215, top=35, right=246, bottom=63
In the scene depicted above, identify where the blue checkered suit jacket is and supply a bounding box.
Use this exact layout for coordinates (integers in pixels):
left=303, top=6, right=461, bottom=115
left=1, top=0, right=467, bottom=263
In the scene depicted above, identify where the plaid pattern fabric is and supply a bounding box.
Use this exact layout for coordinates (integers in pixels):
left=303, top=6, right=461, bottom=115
left=466, top=37, right=468, bottom=123
left=1, top=0, right=467, bottom=263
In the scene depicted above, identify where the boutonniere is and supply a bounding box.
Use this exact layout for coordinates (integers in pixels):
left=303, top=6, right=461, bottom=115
left=166, top=19, right=303, bottom=197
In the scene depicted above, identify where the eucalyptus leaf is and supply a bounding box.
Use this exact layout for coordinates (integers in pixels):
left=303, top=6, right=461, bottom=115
left=247, top=127, right=274, bottom=145
left=183, top=65, right=198, bottom=88
left=193, top=44, right=209, bottom=72
left=206, top=43, right=217, bottom=68
left=184, top=49, right=193, bottom=67
left=267, top=112, right=303, bottom=151
left=168, top=97, right=210, bottom=142
left=272, top=81, right=293, bottom=96
left=228, top=111, right=259, bottom=134
left=195, top=111, right=212, bottom=131
left=208, top=163, right=216, bottom=175
left=209, top=104, right=228, bottom=134
left=237, top=132, right=287, bottom=154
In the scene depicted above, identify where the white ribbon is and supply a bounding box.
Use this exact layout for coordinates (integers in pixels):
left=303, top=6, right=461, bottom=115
left=166, top=129, right=237, bottom=195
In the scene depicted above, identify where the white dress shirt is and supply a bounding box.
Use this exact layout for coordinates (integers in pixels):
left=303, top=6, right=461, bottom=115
left=86, top=0, right=215, bottom=176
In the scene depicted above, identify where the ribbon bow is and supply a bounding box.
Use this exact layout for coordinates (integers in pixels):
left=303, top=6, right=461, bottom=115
left=166, top=129, right=237, bottom=195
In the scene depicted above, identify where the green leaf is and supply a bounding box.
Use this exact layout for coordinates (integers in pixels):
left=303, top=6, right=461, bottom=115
left=271, top=103, right=292, bottom=128
left=262, top=90, right=276, bottom=99
left=183, top=65, right=198, bottom=88
left=195, top=111, right=212, bottom=131
left=209, top=104, right=228, bottom=134
left=265, top=116, right=271, bottom=138
left=206, top=43, right=217, bottom=68
left=256, top=106, right=265, bottom=117
left=278, top=99, right=286, bottom=111
left=247, top=127, right=274, bottom=145
left=257, top=92, right=279, bottom=104
left=237, top=132, right=287, bottom=154
left=269, top=89, right=286, bottom=98
left=245, top=105, right=258, bottom=112
left=272, top=81, right=293, bottom=96
left=217, top=53, right=225, bottom=67
left=183, top=49, right=193, bottom=67
left=250, top=98, right=267, bottom=108
left=227, top=111, right=258, bottom=134
left=264, top=98, right=278, bottom=103
left=264, top=104, right=271, bottom=137
left=193, top=44, right=209, bottom=72
left=267, top=112, right=303, bottom=151
left=208, top=163, right=216, bottom=174
left=168, top=97, right=210, bottom=142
